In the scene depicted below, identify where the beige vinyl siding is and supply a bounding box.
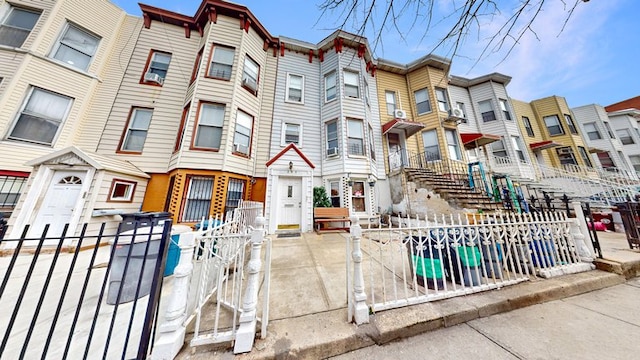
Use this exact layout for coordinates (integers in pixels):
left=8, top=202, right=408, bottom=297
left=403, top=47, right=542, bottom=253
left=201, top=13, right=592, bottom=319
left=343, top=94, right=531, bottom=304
left=448, top=84, right=479, bottom=133
left=96, top=20, right=201, bottom=173
left=0, top=51, right=25, bottom=101
left=511, top=99, right=554, bottom=167
left=3, top=0, right=56, bottom=50
left=254, top=52, right=277, bottom=178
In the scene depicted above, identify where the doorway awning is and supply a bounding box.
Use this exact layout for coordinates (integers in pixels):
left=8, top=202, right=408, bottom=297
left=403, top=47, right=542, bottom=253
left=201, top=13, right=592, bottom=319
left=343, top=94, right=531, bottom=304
left=382, top=119, right=425, bottom=138
left=588, top=147, right=607, bottom=154
left=529, top=140, right=561, bottom=151
left=460, top=132, right=501, bottom=149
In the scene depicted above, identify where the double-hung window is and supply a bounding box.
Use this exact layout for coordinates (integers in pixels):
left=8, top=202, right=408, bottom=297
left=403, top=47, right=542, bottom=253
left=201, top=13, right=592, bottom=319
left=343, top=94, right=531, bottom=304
left=544, top=115, right=564, bottom=136
left=385, top=91, right=397, bottom=115
left=193, top=103, right=224, bottom=150
left=445, top=129, right=461, bottom=160
left=174, top=103, right=190, bottom=151
left=282, top=123, right=301, bottom=146
left=478, top=100, right=496, bottom=122
left=329, top=181, right=341, bottom=207
left=347, top=119, right=364, bottom=156
left=522, top=116, right=535, bottom=137
left=344, top=71, right=359, bottom=98
left=578, top=146, right=593, bottom=167
left=120, top=108, right=152, bottom=153
left=8, top=87, right=72, bottom=145
left=242, top=56, right=259, bottom=93
left=512, top=136, right=526, bottom=162
left=0, top=6, right=40, bottom=47
left=604, top=122, right=615, bottom=138
left=351, top=181, right=366, bottom=212
left=557, top=147, right=577, bottom=165
left=564, top=114, right=578, bottom=134
left=190, top=47, right=204, bottom=82
left=368, top=124, right=376, bottom=160
left=414, top=88, right=431, bottom=115
left=208, top=45, right=234, bottom=80
left=499, top=99, right=512, bottom=120
left=629, top=155, right=640, bottom=173
left=597, top=152, right=615, bottom=168
left=326, top=120, right=338, bottom=156
left=435, top=88, right=449, bottom=112
left=51, top=23, right=100, bottom=71
left=584, top=122, right=601, bottom=140
left=325, top=71, right=337, bottom=101
left=491, top=138, right=509, bottom=159
left=182, top=176, right=213, bottom=222
left=616, top=128, right=635, bottom=145
left=286, top=73, right=304, bottom=103
left=422, top=129, right=440, bottom=161
left=233, top=110, right=253, bottom=156
left=141, top=51, right=171, bottom=85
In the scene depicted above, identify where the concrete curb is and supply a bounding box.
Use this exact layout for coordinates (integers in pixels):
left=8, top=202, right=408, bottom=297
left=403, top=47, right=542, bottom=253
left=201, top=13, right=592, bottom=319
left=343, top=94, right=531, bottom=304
left=182, top=270, right=625, bottom=359
left=595, top=258, right=640, bottom=279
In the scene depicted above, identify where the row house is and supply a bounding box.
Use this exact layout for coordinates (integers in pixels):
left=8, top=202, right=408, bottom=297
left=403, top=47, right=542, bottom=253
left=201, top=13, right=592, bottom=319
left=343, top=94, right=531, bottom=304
left=604, top=97, right=640, bottom=177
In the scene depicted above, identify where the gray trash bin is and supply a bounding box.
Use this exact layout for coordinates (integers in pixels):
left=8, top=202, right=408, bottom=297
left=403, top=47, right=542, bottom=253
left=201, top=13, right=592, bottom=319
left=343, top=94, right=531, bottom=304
left=107, top=225, right=165, bottom=305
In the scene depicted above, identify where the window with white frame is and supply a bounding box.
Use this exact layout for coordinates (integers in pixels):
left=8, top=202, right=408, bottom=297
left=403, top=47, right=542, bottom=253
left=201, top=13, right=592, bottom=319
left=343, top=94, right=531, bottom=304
left=0, top=6, right=40, bottom=47
left=282, top=122, right=301, bottom=146
left=241, top=55, right=259, bottom=93
left=445, top=129, right=461, bottom=160
left=193, top=103, right=224, bottom=150
left=286, top=73, right=304, bottom=103
left=181, top=176, right=213, bottom=222
left=455, top=102, right=467, bottom=122
left=478, top=100, right=496, bottom=122
left=414, top=88, right=431, bottom=115
left=557, top=147, right=577, bottom=165
left=142, top=50, right=171, bottom=85
left=8, top=87, right=72, bottom=145
left=544, top=115, right=564, bottom=136
left=225, top=179, right=245, bottom=216
left=435, top=88, right=449, bottom=112
left=51, top=23, right=100, bottom=71
left=190, top=47, right=203, bottom=82
left=522, top=116, right=534, bottom=137
left=512, top=136, right=526, bottom=162
left=108, top=179, right=136, bottom=202
left=597, top=152, right=615, bottom=168
left=208, top=45, right=234, bottom=80
left=326, top=120, right=338, bottom=156
left=499, top=99, right=512, bottom=120
left=364, top=80, right=370, bottom=106
left=584, top=122, right=601, bottom=140
left=563, top=114, right=577, bottom=134
left=578, top=146, right=593, bottom=167
left=629, top=155, right=640, bottom=173
left=347, top=119, right=364, bottom=156
left=368, top=124, right=376, bottom=160
left=329, top=180, right=341, bottom=207
left=344, top=71, right=359, bottom=98
left=120, top=108, right=152, bottom=152
left=491, top=138, right=508, bottom=159
left=603, top=122, right=615, bottom=138
left=325, top=71, right=337, bottom=101
left=385, top=91, right=396, bottom=115
left=616, top=128, right=635, bottom=145
left=233, top=110, right=253, bottom=155
left=422, top=129, right=440, bottom=161
left=351, top=181, right=366, bottom=212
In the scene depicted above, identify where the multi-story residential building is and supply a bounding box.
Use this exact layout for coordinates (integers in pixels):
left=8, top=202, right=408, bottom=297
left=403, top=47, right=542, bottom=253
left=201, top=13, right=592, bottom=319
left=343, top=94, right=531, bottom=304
left=571, top=104, right=637, bottom=179
left=604, top=96, right=640, bottom=177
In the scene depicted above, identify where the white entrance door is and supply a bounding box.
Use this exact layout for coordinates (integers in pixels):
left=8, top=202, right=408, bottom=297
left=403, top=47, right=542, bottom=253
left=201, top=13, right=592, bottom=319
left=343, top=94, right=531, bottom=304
left=30, top=171, right=85, bottom=242
left=388, top=133, right=406, bottom=170
left=277, top=177, right=301, bottom=230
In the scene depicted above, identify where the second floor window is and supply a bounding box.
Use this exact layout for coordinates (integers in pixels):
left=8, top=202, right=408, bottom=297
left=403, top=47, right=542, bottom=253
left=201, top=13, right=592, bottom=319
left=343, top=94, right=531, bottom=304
left=325, top=71, right=337, bottom=101
left=208, top=45, right=234, bottom=80
left=564, top=114, right=578, bottom=134
left=491, top=138, right=508, bottom=159
left=326, top=120, right=338, bottom=156
left=512, top=136, right=526, bottom=162
left=0, top=6, right=40, bottom=47
left=597, top=151, right=615, bottom=168
left=584, top=122, right=601, bottom=140
left=120, top=108, right=152, bottom=153
left=282, top=122, right=301, bottom=146
left=51, top=23, right=100, bottom=71
left=414, top=88, right=431, bottom=115
left=603, top=121, right=615, bottom=139
left=142, top=50, right=171, bottom=85
left=344, top=71, right=359, bottom=98
left=455, top=102, right=467, bottom=122
left=544, top=115, right=564, bottom=136
left=193, top=103, right=224, bottom=150
left=368, top=124, right=376, bottom=160
left=479, top=100, right=496, bottom=122
left=241, top=56, right=259, bottom=93
left=499, top=99, right=512, bottom=120
left=522, top=116, right=534, bottom=137
left=385, top=91, right=396, bottom=115
left=286, top=74, right=303, bottom=103
left=8, top=87, right=72, bottom=145
left=616, top=128, right=635, bottom=145
left=233, top=110, right=253, bottom=156
left=347, top=119, right=364, bottom=155
left=435, top=88, right=449, bottom=112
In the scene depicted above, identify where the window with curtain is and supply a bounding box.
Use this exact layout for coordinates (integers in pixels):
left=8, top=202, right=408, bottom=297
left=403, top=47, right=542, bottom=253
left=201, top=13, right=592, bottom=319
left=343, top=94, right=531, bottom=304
left=194, top=103, right=224, bottom=149
left=522, top=116, right=535, bottom=137
left=120, top=108, right=152, bottom=152
left=286, top=73, right=304, bottom=102
left=385, top=91, right=396, bottom=115
left=325, top=71, right=336, bottom=101
left=343, top=71, right=359, bottom=98
left=242, top=56, right=259, bottom=92
left=564, top=114, right=578, bottom=134
left=208, top=45, right=234, bottom=80
left=181, top=176, right=213, bottom=222
left=329, top=180, right=341, bottom=207
left=414, top=88, right=431, bottom=115
left=435, top=88, right=449, bottom=112
left=51, top=23, right=100, bottom=71
left=347, top=119, right=364, bottom=155
left=478, top=100, right=496, bottom=122
left=351, top=181, right=366, bottom=212
left=233, top=110, right=253, bottom=155
left=0, top=6, right=40, bottom=47
left=445, top=129, right=461, bottom=160
left=544, top=115, right=564, bottom=136
left=9, top=87, right=72, bottom=145
left=422, top=129, right=441, bottom=161
left=597, top=152, right=615, bottom=168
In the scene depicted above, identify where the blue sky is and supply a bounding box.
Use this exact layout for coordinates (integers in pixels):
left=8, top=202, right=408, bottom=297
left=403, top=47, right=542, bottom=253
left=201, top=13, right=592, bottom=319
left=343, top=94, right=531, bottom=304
left=112, top=0, right=638, bottom=108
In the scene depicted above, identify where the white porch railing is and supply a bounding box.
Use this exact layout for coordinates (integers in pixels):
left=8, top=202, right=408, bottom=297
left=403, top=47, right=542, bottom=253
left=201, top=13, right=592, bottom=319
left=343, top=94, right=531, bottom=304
left=151, top=201, right=269, bottom=359
left=347, top=210, right=595, bottom=323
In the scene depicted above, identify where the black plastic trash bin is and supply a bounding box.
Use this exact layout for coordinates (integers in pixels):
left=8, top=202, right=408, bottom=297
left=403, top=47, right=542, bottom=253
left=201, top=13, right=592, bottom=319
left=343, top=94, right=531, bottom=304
left=119, top=211, right=172, bottom=232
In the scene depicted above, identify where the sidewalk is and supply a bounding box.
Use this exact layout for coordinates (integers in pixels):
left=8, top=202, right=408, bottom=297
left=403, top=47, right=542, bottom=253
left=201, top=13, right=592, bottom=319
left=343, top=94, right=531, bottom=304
left=176, top=230, right=640, bottom=359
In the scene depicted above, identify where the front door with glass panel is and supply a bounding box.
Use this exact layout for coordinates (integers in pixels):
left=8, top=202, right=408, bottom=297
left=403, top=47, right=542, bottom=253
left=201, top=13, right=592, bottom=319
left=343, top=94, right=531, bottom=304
left=387, top=133, right=406, bottom=170
left=277, top=177, right=301, bottom=230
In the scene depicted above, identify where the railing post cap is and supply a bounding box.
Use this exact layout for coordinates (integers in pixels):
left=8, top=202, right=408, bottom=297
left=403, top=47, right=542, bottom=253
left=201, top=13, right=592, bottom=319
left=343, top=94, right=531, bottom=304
left=350, top=216, right=359, bottom=224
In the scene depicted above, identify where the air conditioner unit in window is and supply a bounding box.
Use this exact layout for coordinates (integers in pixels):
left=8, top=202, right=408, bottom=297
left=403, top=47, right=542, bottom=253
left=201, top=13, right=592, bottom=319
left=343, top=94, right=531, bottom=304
left=448, top=108, right=464, bottom=119
left=327, top=147, right=339, bottom=157
left=394, top=109, right=407, bottom=119
left=242, top=77, right=257, bottom=91
left=144, top=72, right=164, bottom=85
left=557, top=147, right=572, bottom=155
left=234, top=143, right=249, bottom=155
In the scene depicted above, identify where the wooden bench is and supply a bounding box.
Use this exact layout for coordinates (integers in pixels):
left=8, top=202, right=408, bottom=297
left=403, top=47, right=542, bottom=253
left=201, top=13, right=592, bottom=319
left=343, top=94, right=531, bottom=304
left=314, top=207, right=350, bottom=232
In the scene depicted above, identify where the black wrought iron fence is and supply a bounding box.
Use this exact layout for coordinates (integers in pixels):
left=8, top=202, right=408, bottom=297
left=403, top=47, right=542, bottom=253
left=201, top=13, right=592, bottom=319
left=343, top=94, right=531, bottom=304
left=0, top=219, right=172, bottom=360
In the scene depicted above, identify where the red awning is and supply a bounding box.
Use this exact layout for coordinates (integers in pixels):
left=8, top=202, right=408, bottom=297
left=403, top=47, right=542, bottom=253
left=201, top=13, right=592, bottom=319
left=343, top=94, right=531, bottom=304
left=529, top=140, right=561, bottom=151
left=382, top=119, right=425, bottom=138
left=460, top=133, right=501, bottom=149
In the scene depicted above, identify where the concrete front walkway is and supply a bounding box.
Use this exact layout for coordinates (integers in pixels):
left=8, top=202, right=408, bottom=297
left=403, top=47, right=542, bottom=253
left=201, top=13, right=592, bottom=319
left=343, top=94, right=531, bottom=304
left=176, top=229, right=640, bottom=359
